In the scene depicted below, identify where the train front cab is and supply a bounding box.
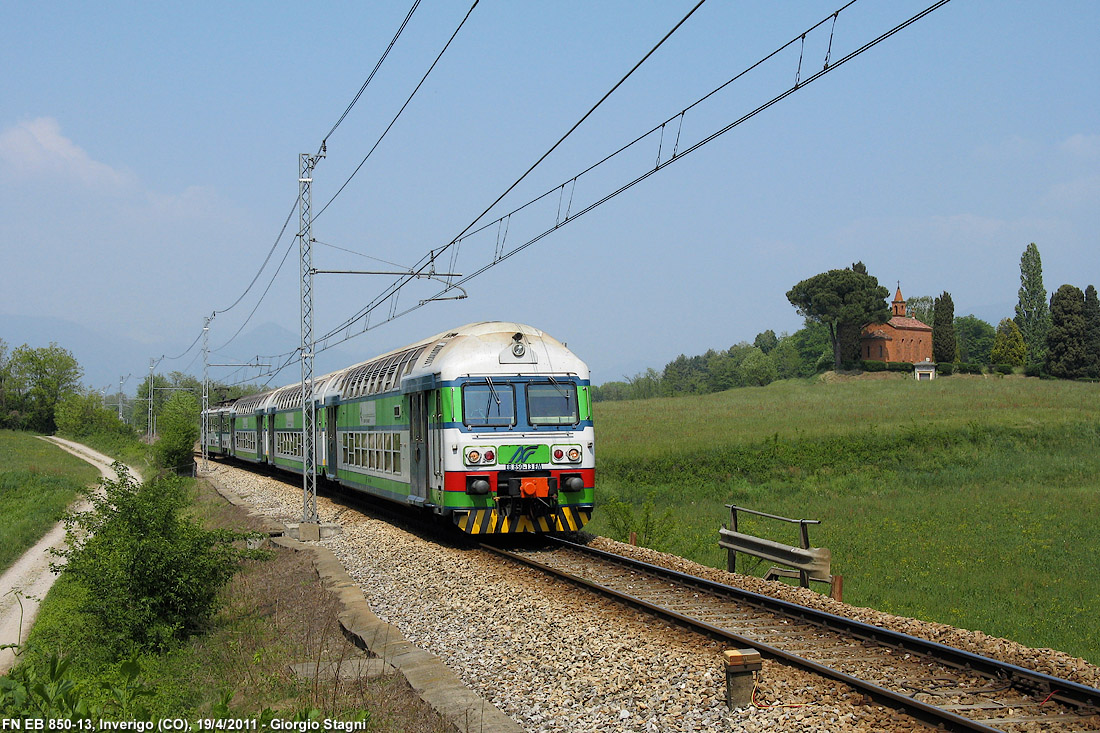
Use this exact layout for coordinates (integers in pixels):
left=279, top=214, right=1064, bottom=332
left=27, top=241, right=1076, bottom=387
left=420, top=375, right=594, bottom=535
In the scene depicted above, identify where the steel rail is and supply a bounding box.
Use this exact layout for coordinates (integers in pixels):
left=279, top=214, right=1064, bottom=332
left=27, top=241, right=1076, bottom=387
left=482, top=536, right=1100, bottom=732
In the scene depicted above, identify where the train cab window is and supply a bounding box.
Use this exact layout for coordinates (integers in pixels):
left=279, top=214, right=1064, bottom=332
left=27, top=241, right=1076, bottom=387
left=462, top=382, right=515, bottom=427
left=526, top=382, right=578, bottom=426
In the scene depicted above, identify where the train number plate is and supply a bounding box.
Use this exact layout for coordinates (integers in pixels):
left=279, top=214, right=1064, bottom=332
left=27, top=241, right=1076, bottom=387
left=504, top=463, right=545, bottom=471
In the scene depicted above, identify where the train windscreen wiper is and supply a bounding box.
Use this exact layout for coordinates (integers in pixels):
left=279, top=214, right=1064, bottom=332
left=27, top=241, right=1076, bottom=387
left=485, top=376, right=501, bottom=417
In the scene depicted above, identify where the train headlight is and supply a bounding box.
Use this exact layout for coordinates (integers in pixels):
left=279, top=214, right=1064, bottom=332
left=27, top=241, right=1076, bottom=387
left=464, top=447, right=496, bottom=465
left=551, top=444, right=582, bottom=464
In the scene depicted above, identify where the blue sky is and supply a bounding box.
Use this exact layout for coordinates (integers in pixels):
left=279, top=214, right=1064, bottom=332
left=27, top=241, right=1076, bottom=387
left=2, top=1, right=1097, bottom=391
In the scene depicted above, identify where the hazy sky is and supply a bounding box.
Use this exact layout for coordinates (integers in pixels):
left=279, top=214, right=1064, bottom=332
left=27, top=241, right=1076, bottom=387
left=3, top=1, right=1097, bottom=389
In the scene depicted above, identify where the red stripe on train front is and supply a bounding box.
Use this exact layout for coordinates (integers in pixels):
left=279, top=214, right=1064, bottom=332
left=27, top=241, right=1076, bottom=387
left=443, top=468, right=595, bottom=492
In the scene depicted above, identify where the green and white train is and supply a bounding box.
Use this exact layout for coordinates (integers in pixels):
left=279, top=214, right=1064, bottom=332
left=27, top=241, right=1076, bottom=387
left=202, top=322, right=594, bottom=534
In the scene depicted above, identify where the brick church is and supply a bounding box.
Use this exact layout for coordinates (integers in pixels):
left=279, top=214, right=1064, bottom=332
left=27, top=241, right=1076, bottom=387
left=860, top=286, right=933, bottom=364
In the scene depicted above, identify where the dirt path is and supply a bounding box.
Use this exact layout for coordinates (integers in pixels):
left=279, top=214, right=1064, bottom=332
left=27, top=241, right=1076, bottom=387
left=0, top=438, right=142, bottom=674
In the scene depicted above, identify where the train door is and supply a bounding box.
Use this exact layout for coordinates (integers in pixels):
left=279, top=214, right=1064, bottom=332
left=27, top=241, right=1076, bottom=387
left=326, top=406, right=338, bottom=477
left=267, top=414, right=276, bottom=463
left=430, top=390, right=443, bottom=492
left=409, top=392, right=429, bottom=504
left=255, top=414, right=264, bottom=461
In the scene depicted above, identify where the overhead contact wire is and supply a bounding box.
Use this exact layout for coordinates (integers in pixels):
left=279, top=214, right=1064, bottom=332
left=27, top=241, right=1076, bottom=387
left=314, top=0, right=706, bottom=345
left=314, top=0, right=480, bottom=222
left=321, top=0, right=422, bottom=151
left=313, top=0, right=954, bottom=351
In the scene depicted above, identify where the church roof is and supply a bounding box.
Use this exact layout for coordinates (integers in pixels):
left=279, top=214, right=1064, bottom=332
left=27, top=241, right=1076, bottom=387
left=887, top=315, right=932, bottom=331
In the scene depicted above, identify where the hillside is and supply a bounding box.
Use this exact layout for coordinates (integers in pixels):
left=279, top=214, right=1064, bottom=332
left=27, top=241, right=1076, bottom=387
left=586, top=374, right=1100, bottom=663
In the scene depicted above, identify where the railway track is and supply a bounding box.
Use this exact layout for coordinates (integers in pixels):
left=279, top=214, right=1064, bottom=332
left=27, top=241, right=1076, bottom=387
left=483, top=537, right=1100, bottom=733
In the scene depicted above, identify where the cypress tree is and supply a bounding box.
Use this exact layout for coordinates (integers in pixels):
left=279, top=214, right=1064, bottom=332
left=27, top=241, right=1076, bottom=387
left=933, top=292, right=956, bottom=364
left=1015, top=243, right=1051, bottom=366
left=1045, top=284, right=1089, bottom=379
left=991, top=319, right=1026, bottom=367
left=1084, top=285, right=1100, bottom=379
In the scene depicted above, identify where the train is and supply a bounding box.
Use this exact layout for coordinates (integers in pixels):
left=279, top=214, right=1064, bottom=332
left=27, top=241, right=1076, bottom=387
left=201, top=322, right=594, bottom=534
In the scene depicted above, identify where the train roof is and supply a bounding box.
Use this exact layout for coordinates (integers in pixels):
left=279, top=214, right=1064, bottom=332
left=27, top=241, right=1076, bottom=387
left=223, top=322, right=587, bottom=414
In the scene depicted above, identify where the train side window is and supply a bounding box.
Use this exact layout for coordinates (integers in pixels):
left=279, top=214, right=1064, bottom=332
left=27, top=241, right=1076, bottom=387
left=462, top=382, right=515, bottom=427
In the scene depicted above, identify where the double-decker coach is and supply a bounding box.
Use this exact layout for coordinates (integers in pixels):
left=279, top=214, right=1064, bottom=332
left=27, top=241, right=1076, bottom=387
left=204, top=322, right=594, bottom=534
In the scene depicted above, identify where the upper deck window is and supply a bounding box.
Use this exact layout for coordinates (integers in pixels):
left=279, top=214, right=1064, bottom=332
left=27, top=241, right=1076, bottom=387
left=463, top=381, right=515, bottom=427
left=526, top=382, right=578, bottom=426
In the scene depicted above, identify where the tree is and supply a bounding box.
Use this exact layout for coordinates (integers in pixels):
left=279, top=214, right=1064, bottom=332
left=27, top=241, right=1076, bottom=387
left=991, top=318, right=1026, bottom=366
left=906, top=295, right=935, bottom=325
left=955, top=315, right=995, bottom=364
left=624, top=368, right=663, bottom=400
left=788, top=321, right=831, bottom=376
left=932, top=292, right=957, bottom=364
left=7, top=343, right=83, bottom=433
left=0, top=338, right=15, bottom=429
left=1045, top=284, right=1090, bottom=379
left=786, top=265, right=890, bottom=371
left=738, top=348, right=777, bottom=386
left=663, top=354, right=709, bottom=395
left=134, top=372, right=171, bottom=435
left=769, top=336, right=803, bottom=380
left=1015, top=242, right=1051, bottom=366
left=1084, top=285, right=1100, bottom=379
left=156, top=391, right=200, bottom=472
left=753, top=330, right=778, bottom=354
left=55, top=391, right=133, bottom=438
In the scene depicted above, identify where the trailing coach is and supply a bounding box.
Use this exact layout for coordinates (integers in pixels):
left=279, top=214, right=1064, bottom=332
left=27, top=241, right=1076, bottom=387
left=202, top=322, right=594, bottom=534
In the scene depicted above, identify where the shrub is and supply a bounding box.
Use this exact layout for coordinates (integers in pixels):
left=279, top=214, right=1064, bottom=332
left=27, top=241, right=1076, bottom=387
left=887, top=362, right=914, bottom=373
left=939, top=363, right=956, bottom=376
left=54, top=467, right=254, bottom=654
left=994, top=364, right=1015, bottom=375
left=862, top=360, right=887, bottom=372
left=1024, top=364, right=1043, bottom=378
left=156, top=392, right=199, bottom=473
left=957, top=363, right=985, bottom=375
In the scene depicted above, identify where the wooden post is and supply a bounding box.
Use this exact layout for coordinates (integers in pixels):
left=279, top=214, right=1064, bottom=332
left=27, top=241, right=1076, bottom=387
left=830, top=574, right=844, bottom=602
left=723, top=649, right=762, bottom=709
left=629, top=531, right=637, bottom=546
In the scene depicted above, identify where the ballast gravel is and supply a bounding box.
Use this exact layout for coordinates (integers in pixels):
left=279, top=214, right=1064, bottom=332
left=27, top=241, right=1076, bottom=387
left=205, top=463, right=1099, bottom=732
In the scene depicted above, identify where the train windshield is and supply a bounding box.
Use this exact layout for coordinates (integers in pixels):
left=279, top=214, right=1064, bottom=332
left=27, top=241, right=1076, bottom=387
left=526, top=381, right=578, bottom=426
left=463, top=381, right=516, bottom=426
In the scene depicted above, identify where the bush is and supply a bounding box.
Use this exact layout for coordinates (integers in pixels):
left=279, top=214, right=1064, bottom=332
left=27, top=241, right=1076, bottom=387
left=155, top=392, right=199, bottom=473
left=862, top=360, right=887, bottom=372
left=56, top=392, right=135, bottom=440
left=939, top=363, right=956, bottom=376
left=887, top=362, right=914, bottom=373
left=994, top=364, right=1015, bottom=375
left=957, top=363, right=985, bottom=375
left=1024, top=364, right=1043, bottom=378
left=54, top=467, right=254, bottom=655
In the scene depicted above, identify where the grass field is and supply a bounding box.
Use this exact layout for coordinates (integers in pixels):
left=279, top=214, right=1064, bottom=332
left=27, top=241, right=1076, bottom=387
left=0, top=431, right=101, bottom=574
left=586, top=375, right=1100, bottom=664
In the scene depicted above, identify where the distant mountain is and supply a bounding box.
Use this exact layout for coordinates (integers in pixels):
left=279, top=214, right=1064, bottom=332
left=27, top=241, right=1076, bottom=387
left=0, top=315, right=363, bottom=395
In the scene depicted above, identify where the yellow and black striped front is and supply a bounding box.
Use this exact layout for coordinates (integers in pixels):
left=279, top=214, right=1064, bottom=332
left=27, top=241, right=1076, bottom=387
left=455, top=506, right=591, bottom=534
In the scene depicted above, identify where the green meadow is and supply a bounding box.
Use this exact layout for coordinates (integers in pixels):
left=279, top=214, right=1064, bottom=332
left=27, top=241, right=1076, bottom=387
left=0, top=431, right=100, bottom=574
left=586, top=375, right=1100, bottom=664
